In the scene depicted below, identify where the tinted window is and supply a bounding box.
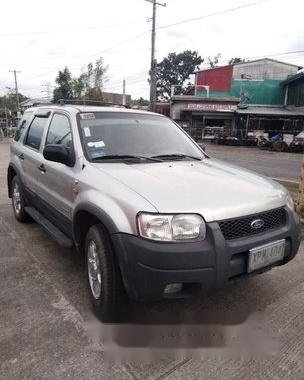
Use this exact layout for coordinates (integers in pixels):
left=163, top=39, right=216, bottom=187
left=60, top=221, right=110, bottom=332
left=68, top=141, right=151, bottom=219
left=78, top=112, right=204, bottom=161
left=46, top=114, right=72, bottom=149
left=14, top=112, right=33, bottom=141
left=25, top=116, right=49, bottom=150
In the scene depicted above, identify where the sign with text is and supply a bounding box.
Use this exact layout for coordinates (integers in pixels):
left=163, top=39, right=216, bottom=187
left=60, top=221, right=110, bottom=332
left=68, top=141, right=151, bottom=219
left=187, top=103, right=237, bottom=112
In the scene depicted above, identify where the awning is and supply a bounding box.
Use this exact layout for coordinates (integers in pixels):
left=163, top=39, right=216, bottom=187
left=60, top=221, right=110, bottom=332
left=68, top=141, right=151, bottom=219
left=235, top=107, right=304, bottom=117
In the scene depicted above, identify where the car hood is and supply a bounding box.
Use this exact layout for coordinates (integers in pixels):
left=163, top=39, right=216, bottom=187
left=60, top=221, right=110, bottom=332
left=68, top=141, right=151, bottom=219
left=92, top=158, right=288, bottom=222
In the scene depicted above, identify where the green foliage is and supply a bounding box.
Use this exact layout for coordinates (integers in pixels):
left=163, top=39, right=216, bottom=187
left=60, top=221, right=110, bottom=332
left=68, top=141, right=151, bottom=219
left=133, top=97, right=149, bottom=106
left=207, top=53, right=221, bottom=68
left=156, top=50, right=203, bottom=101
left=0, top=91, right=28, bottom=117
left=53, top=67, right=73, bottom=103
left=53, top=58, right=108, bottom=104
left=229, top=57, right=247, bottom=65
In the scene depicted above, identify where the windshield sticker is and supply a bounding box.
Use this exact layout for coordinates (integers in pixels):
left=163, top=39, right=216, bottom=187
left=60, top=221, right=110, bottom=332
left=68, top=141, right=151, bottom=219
left=80, top=113, right=95, bottom=120
left=91, top=151, right=106, bottom=159
left=84, top=127, right=91, bottom=137
left=88, top=141, right=105, bottom=148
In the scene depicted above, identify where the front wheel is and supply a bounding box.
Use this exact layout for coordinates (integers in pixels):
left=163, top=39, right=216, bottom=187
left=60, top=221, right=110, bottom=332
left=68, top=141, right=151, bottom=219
left=85, top=224, right=127, bottom=322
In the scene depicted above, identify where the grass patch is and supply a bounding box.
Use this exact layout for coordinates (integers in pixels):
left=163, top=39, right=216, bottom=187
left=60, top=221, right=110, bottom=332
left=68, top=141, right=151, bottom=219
left=276, top=180, right=299, bottom=202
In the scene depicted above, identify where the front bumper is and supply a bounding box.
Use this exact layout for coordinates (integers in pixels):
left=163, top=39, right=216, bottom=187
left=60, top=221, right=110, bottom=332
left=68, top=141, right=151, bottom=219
left=112, top=208, right=301, bottom=301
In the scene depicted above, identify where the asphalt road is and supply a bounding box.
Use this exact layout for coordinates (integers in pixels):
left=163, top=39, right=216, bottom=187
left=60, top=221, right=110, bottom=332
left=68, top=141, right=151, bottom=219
left=203, top=143, right=302, bottom=182
left=1, top=140, right=304, bottom=380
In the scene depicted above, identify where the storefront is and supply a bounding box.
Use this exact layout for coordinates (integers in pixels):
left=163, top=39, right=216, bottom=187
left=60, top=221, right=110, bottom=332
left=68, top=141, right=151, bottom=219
left=235, top=106, right=304, bottom=140
left=171, top=95, right=240, bottom=140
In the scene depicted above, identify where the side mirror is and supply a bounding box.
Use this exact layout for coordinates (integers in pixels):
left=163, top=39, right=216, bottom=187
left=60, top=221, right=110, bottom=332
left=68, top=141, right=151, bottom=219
left=43, top=144, right=70, bottom=165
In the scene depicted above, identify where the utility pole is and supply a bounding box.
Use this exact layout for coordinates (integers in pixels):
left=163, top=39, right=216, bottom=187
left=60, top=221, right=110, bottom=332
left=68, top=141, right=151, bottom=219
left=145, top=0, right=166, bottom=112
left=122, top=79, right=126, bottom=106
left=9, top=70, right=21, bottom=114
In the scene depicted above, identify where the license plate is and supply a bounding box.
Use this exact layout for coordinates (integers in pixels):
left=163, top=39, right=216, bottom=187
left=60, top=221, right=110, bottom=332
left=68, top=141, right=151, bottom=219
left=248, top=239, right=286, bottom=273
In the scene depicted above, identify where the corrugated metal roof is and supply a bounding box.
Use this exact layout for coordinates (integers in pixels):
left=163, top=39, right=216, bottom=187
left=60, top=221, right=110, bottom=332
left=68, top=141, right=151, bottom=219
left=171, top=95, right=240, bottom=102
left=235, top=106, right=304, bottom=116
left=195, top=58, right=302, bottom=74
left=233, top=58, right=302, bottom=69
left=281, top=72, right=304, bottom=85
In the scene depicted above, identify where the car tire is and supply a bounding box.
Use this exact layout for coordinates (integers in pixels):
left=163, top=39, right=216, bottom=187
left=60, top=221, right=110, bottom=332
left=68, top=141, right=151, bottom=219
left=85, top=224, right=127, bottom=322
left=11, top=176, right=31, bottom=223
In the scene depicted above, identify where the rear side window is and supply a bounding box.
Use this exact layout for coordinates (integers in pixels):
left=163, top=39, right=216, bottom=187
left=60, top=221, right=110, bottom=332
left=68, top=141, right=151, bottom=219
left=45, top=114, right=73, bottom=150
left=25, top=116, right=49, bottom=150
left=14, top=112, right=33, bottom=141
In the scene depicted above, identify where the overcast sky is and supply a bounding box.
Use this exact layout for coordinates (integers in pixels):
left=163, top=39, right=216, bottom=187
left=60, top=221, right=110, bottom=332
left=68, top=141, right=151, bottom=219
left=0, top=0, right=303, bottom=100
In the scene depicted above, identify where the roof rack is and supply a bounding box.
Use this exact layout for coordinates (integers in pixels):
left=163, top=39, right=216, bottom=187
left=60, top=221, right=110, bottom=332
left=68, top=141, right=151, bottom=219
left=58, top=99, right=130, bottom=108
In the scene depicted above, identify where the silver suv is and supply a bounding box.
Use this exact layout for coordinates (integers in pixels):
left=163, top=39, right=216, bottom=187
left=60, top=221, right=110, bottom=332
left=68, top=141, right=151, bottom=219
left=7, top=105, right=301, bottom=321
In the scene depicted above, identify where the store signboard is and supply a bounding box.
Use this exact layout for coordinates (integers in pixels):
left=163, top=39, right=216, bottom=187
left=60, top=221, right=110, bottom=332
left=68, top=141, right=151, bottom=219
left=187, top=103, right=237, bottom=111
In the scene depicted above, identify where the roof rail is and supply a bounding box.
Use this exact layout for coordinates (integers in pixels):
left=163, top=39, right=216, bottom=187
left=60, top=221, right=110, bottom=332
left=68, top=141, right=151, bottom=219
left=58, top=99, right=130, bottom=108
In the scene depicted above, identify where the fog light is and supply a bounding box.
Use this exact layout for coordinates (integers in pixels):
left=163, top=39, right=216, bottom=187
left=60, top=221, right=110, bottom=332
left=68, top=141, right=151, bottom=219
left=164, top=283, right=182, bottom=295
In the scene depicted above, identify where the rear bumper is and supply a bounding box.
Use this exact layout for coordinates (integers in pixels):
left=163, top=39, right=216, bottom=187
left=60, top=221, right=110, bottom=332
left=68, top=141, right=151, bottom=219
left=112, top=208, right=301, bottom=301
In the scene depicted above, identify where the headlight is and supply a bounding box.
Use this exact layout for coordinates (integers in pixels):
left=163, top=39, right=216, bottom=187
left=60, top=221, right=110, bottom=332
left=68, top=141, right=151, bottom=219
left=137, top=213, right=205, bottom=242
left=286, top=192, right=295, bottom=210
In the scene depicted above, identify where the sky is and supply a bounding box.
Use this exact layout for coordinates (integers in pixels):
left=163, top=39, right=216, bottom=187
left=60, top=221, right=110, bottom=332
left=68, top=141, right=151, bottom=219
left=0, top=0, right=303, bottom=100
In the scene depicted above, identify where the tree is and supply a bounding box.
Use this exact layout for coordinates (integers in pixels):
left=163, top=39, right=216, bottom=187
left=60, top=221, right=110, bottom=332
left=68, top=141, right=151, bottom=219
left=207, top=53, right=221, bottom=68
left=0, top=91, right=28, bottom=117
left=53, top=67, right=73, bottom=103
left=81, top=58, right=108, bottom=103
left=53, top=58, right=108, bottom=104
left=133, top=97, right=149, bottom=107
left=72, top=74, right=86, bottom=99
left=156, top=50, right=203, bottom=101
left=229, top=57, right=247, bottom=65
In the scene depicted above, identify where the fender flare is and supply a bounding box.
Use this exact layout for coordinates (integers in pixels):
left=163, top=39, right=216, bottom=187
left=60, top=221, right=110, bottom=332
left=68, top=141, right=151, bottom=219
left=7, top=162, right=22, bottom=198
left=72, top=202, right=120, bottom=246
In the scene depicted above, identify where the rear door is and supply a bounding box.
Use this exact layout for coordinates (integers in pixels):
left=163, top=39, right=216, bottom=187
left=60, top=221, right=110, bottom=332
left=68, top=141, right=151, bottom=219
left=36, top=112, right=76, bottom=226
left=10, top=111, right=34, bottom=183
left=22, top=112, right=51, bottom=197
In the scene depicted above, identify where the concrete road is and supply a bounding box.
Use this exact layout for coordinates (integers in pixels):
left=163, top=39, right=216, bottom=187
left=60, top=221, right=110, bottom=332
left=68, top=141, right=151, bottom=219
left=1, top=140, right=304, bottom=379
left=203, top=143, right=302, bottom=182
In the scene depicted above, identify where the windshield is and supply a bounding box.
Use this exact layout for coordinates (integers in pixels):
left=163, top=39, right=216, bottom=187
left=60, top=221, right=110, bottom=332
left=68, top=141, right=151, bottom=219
left=78, top=112, right=204, bottom=161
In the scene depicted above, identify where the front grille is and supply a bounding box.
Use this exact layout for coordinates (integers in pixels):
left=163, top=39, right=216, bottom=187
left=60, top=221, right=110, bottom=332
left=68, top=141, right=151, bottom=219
left=219, top=208, right=286, bottom=240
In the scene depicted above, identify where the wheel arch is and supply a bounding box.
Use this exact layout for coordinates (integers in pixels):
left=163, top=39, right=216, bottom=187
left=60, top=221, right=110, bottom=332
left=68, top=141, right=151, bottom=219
left=7, top=163, right=19, bottom=198
left=72, top=203, right=119, bottom=254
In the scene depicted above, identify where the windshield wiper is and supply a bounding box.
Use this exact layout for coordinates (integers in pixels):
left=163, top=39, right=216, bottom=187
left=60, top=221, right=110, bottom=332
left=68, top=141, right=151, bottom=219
left=91, top=154, right=163, bottom=162
left=151, top=154, right=202, bottom=161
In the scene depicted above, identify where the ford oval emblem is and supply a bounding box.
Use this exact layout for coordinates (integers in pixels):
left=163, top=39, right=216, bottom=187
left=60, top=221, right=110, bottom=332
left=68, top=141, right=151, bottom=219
left=250, top=219, right=265, bottom=229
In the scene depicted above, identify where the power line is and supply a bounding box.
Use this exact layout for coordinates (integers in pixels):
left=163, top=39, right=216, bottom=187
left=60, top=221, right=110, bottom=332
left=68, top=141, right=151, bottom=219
left=0, top=21, right=143, bottom=37
left=157, top=0, right=270, bottom=30
left=22, top=0, right=272, bottom=83
left=22, top=32, right=149, bottom=81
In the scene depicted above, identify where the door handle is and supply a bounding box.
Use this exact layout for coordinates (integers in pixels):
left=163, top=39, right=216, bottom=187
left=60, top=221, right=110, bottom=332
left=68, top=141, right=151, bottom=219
left=18, top=153, right=24, bottom=160
left=38, top=164, right=46, bottom=173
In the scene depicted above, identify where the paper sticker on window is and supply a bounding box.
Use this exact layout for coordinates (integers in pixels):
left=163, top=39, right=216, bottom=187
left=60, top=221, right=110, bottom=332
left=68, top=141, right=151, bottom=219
left=88, top=141, right=105, bottom=148
left=84, top=127, right=91, bottom=137
left=80, top=113, right=95, bottom=120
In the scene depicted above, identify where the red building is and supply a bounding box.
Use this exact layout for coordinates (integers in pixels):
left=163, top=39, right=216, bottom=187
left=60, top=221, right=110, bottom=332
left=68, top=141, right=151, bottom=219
left=155, top=103, right=170, bottom=117
left=195, top=65, right=233, bottom=93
